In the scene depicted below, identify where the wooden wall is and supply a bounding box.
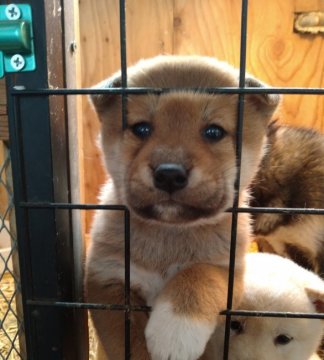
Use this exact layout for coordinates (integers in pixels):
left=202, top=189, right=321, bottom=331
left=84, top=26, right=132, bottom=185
left=0, top=79, right=8, bottom=216
left=79, top=0, right=324, bottom=233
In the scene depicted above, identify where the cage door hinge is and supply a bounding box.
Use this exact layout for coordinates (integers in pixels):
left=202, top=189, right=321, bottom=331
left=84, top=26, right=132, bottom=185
left=0, top=4, right=36, bottom=78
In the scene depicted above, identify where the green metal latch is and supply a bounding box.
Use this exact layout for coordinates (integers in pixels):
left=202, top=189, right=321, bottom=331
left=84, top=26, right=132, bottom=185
left=0, top=4, right=35, bottom=78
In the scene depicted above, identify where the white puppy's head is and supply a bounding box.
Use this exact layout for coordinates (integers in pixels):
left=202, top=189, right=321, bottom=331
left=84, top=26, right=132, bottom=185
left=212, top=253, right=324, bottom=360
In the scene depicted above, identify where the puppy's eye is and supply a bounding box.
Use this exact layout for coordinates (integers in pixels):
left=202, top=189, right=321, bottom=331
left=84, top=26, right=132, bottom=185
left=230, top=320, right=244, bottom=333
left=131, top=122, right=152, bottom=139
left=203, top=125, right=226, bottom=142
left=274, top=334, right=293, bottom=346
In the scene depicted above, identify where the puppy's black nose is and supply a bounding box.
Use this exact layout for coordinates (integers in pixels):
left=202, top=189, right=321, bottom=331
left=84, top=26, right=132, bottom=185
left=154, top=163, right=188, bottom=193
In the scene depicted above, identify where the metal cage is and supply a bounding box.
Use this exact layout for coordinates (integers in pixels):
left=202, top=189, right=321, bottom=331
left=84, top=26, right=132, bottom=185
left=2, top=0, right=324, bottom=359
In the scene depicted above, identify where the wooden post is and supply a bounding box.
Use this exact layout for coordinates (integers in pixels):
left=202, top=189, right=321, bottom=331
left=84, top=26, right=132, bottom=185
left=63, top=0, right=89, bottom=358
left=0, top=79, right=8, bottom=142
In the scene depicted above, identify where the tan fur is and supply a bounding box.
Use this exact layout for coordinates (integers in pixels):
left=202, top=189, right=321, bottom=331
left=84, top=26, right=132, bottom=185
left=210, top=253, right=324, bottom=360
left=87, top=282, right=149, bottom=360
left=160, top=264, right=243, bottom=321
left=250, top=123, right=324, bottom=278
left=85, top=55, right=280, bottom=360
left=310, top=355, right=321, bottom=360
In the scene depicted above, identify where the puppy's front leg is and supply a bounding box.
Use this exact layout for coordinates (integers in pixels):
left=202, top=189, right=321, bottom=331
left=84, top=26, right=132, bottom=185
left=88, top=283, right=150, bottom=360
left=145, top=264, right=243, bottom=360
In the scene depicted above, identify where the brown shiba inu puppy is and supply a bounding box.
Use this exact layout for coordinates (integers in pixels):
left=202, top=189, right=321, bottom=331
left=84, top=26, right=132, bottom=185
left=85, top=55, right=280, bottom=360
left=250, top=124, right=324, bottom=278
left=211, top=253, right=324, bottom=360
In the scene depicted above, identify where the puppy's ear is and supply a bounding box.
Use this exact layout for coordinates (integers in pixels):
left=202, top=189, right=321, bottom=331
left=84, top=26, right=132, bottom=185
left=89, top=73, right=122, bottom=115
left=306, top=287, right=324, bottom=313
left=244, top=76, right=281, bottom=114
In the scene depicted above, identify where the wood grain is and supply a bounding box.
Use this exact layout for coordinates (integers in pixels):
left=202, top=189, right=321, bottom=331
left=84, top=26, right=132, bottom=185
left=295, top=0, right=324, bottom=12
left=64, top=1, right=89, bottom=358
left=80, top=0, right=118, bottom=231
left=79, top=0, right=174, bottom=230
left=0, top=116, right=8, bottom=142
left=0, top=79, right=8, bottom=141
left=247, top=0, right=324, bottom=130
left=173, top=0, right=241, bottom=64
left=0, top=141, right=8, bottom=216
left=79, top=0, right=324, bottom=233
left=0, top=79, right=8, bottom=214
left=0, top=79, right=6, bottom=115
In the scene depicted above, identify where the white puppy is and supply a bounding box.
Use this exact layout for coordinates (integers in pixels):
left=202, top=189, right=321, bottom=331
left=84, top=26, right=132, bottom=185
left=209, top=253, right=324, bottom=360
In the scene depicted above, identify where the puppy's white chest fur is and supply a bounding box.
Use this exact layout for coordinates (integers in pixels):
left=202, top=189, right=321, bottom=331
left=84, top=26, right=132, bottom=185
left=132, top=263, right=183, bottom=305
left=92, top=257, right=183, bottom=305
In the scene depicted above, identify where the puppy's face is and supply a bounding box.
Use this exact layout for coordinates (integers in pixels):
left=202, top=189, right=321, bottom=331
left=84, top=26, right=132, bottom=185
left=212, top=253, right=324, bottom=360
left=91, top=56, right=279, bottom=224
left=222, top=311, right=322, bottom=360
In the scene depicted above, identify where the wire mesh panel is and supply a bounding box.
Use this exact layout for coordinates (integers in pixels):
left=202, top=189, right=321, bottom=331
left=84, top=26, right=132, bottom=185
left=5, top=1, right=85, bottom=359
left=4, top=0, right=324, bottom=359
left=0, top=142, right=24, bottom=360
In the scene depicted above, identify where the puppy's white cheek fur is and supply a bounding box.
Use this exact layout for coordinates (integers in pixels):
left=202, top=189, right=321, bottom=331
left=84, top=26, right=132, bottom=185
left=145, top=301, right=214, bottom=360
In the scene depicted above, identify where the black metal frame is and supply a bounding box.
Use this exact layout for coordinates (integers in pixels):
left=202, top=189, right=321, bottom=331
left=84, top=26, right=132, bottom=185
left=5, top=0, right=83, bottom=359
left=5, top=0, right=324, bottom=359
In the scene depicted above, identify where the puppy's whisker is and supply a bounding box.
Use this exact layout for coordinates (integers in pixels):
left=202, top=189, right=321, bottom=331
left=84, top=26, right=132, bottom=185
left=86, top=55, right=280, bottom=359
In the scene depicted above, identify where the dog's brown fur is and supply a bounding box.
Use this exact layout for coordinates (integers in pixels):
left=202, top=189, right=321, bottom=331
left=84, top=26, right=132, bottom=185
left=250, top=123, right=324, bottom=279
left=85, top=55, right=280, bottom=360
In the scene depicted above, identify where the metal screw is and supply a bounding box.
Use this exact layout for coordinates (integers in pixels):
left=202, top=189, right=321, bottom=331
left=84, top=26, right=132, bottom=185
left=69, top=40, right=77, bottom=54
left=10, top=54, right=25, bottom=71
left=5, top=4, right=21, bottom=20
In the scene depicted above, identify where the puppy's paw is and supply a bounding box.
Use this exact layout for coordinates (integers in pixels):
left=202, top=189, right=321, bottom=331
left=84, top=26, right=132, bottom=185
left=145, top=301, right=214, bottom=360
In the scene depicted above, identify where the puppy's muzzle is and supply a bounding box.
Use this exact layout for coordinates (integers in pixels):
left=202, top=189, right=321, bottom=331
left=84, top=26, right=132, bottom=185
left=153, top=163, right=188, bottom=193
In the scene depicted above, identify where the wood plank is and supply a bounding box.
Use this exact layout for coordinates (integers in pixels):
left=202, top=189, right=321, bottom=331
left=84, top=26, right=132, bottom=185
left=79, top=0, right=324, bottom=234
left=247, top=0, right=324, bottom=130
left=0, top=116, right=8, bottom=141
left=173, top=0, right=324, bottom=130
left=0, top=77, right=8, bottom=141
left=0, top=79, right=6, bottom=116
left=64, top=1, right=88, bottom=358
left=79, top=0, right=173, bottom=232
left=295, top=0, right=324, bottom=12
left=173, top=0, right=242, bottom=65
left=0, top=141, right=8, bottom=216
left=79, top=0, right=120, bottom=232
left=80, top=0, right=173, bottom=84
left=64, top=0, right=85, bottom=243
left=126, top=0, right=174, bottom=64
